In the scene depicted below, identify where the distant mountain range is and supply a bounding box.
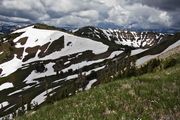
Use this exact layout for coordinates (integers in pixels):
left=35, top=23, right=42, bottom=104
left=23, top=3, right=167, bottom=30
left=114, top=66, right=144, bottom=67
left=0, top=22, right=179, bottom=34
left=0, top=23, right=22, bottom=34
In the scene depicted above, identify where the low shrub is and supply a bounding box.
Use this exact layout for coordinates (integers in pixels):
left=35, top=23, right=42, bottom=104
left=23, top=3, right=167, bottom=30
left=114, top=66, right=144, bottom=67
left=161, top=57, right=176, bottom=69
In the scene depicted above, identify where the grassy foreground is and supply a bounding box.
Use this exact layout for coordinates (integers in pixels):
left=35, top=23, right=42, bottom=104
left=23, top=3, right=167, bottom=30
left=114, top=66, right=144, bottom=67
left=17, top=60, right=180, bottom=120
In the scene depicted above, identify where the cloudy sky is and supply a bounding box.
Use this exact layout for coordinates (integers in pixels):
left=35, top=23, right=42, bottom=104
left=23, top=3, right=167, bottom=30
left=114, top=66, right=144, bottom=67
left=0, top=0, right=180, bottom=29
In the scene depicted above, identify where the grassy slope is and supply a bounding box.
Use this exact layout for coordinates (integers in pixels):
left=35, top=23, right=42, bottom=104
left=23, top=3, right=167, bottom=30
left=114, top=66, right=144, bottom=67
left=16, top=56, right=180, bottom=120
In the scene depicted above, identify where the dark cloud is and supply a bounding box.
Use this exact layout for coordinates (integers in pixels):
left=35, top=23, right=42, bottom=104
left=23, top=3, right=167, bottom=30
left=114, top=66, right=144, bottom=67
left=0, top=15, right=31, bottom=24
left=0, top=0, right=179, bottom=30
left=0, top=9, right=38, bottom=21
left=139, top=0, right=180, bottom=11
left=138, top=0, right=180, bottom=29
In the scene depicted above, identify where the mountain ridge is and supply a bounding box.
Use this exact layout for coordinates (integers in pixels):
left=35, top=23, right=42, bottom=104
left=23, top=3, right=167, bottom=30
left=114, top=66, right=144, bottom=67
left=0, top=23, right=180, bottom=119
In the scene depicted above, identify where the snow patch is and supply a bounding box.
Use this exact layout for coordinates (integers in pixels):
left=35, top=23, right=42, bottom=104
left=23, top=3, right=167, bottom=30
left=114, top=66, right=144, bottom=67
left=54, top=66, right=105, bottom=83
left=62, top=59, right=104, bottom=73
left=0, top=101, right=9, bottom=109
left=0, top=82, right=14, bottom=91
left=8, top=85, right=32, bottom=96
left=107, top=51, right=123, bottom=59
left=31, top=86, right=61, bottom=106
left=0, top=52, right=3, bottom=55
left=24, top=62, right=55, bottom=84
left=64, top=61, right=70, bottom=65
left=131, top=49, right=148, bottom=56
left=0, top=54, right=21, bottom=77
left=85, top=79, right=97, bottom=90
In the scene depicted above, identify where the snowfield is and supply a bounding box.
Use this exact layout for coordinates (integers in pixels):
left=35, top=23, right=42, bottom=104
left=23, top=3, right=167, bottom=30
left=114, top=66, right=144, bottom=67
left=13, top=26, right=108, bottom=56
left=0, top=26, right=109, bottom=78
left=23, top=49, right=122, bottom=84
left=101, top=29, right=164, bottom=48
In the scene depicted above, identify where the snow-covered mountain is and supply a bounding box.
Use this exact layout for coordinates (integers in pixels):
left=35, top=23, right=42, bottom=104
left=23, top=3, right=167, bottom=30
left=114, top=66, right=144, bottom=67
left=0, top=24, right=180, bottom=119
left=74, top=26, right=165, bottom=48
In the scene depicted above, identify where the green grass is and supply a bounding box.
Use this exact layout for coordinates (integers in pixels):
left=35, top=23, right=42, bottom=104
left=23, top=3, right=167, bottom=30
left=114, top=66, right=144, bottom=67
left=16, top=58, right=180, bottom=120
left=33, top=23, right=67, bottom=32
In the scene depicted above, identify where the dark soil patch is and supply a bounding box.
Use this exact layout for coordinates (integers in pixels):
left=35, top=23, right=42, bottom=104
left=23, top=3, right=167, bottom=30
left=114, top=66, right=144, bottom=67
left=16, top=37, right=28, bottom=45
left=23, top=46, right=40, bottom=62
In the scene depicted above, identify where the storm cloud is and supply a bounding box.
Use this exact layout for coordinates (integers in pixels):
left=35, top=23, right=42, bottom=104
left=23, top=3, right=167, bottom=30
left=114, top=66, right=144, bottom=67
left=0, top=0, right=179, bottom=29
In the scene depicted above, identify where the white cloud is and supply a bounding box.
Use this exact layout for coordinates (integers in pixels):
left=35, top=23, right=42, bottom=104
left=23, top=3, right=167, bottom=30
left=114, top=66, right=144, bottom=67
left=99, top=0, right=118, bottom=7
left=42, top=0, right=78, bottom=13
left=0, top=0, right=178, bottom=29
left=44, top=15, right=91, bottom=27
left=2, top=0, right=45, bottom=12
left=73, top=10, right=99, bottom=20
left=106, top=3, right=172, bottom=29
left=0, top=15, right=31, bottom=23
